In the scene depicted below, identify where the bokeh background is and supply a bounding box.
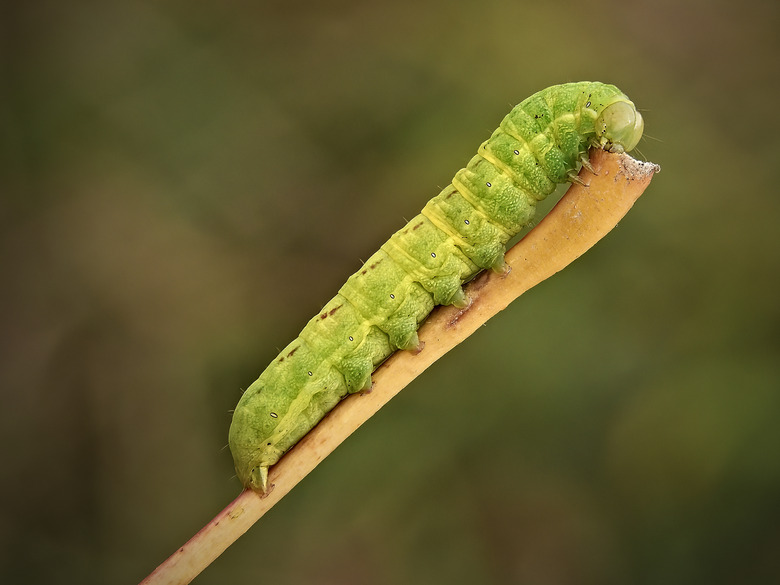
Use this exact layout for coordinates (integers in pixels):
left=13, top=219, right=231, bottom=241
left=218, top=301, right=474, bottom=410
left=2, top=1, right=779, bottom=583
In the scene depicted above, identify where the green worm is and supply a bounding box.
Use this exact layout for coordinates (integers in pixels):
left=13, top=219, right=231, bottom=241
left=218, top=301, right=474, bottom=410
left=229, top=81, right=644, bottom=492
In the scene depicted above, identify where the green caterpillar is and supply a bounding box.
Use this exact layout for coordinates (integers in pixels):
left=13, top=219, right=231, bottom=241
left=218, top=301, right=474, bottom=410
left=229, top=81, right=644, bottom=492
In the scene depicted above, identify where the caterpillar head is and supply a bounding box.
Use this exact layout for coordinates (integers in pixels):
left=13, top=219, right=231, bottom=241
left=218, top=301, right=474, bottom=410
left=595, top=100, right=644, bottom=153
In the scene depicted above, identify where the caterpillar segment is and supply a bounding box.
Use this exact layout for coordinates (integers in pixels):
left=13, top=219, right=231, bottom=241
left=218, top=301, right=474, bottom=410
left=229, top=82, right=644, bottom=492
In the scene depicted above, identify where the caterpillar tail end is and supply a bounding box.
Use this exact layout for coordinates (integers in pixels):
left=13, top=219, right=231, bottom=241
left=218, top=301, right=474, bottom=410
left=247, top=465, right=269, bottom=493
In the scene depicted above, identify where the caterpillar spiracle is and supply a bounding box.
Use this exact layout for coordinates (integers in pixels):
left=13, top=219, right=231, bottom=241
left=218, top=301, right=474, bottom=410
left=229, top=81, right=644, bottom=492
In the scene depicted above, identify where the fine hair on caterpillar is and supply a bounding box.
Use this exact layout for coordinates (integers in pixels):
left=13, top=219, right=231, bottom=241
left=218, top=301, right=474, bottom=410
left=228, top=81, right=644, bottom=492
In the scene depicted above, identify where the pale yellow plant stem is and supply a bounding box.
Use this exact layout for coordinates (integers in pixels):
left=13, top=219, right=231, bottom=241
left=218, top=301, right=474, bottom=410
left=140, top=149, right=659, bottom=585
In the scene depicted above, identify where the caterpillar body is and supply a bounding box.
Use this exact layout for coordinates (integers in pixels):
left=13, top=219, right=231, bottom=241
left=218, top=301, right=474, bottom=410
left=229, top=81, right=644, bottom=492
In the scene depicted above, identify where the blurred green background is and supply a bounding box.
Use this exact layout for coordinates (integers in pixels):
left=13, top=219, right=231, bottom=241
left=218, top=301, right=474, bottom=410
left=2, top=1, right=779, bottom=583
